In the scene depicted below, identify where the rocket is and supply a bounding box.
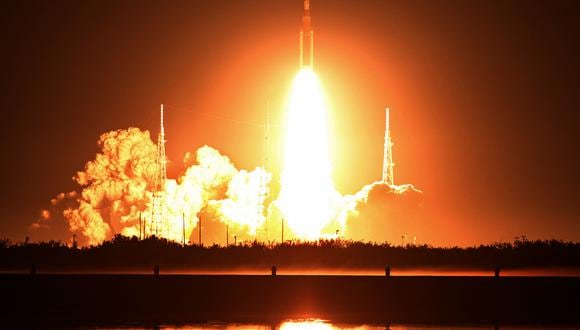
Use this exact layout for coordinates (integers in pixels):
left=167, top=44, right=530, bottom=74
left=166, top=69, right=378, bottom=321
left=300, top=0, right=314, bottom=68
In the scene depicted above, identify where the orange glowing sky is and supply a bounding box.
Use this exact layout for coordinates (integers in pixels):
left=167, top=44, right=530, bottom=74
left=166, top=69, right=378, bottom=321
left=2, top=0, right=580, bottom=245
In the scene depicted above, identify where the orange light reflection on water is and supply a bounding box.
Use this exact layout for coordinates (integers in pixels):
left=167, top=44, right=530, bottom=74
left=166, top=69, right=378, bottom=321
left=279, top=319, right=335, bottom=330
left=158, top=320, right=578, bottom=329
left=3, top=267, right=579, bottom=277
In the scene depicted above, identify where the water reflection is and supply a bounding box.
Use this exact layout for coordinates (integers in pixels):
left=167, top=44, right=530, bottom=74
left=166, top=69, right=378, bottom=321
left=12, top=267, right=578, bottom=277
left=279, top=319, right=335, bottom=329
left=127, top=319, right=578, bottom=330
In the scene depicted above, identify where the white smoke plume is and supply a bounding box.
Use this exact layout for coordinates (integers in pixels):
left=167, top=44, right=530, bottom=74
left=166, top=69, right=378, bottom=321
left=159, top=145, right=270, bottom=243
left=264, top=181, right=422, bottom=244
left=210, top=167, right=271, bottom=236
left=343, top=181, right=423, bottom=244
left=56, top=128, right=156, bottom=245
left=31, top=128, right=272, bottom=246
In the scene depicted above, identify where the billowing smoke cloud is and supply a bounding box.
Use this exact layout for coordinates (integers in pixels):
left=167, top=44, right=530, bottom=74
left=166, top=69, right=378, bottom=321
left=31, top=126, right=421, bottom=246
left=31, top=128, right=271, bottom=246
left=343, top=182, right=423, bottom=244
left=160, top=145, right=270, bottom=244
left=266, top=181, right=423, bottom=244
left=29, top=209, right=52, bottom=230
left=210, top=167, right=271, bottom=236
left=56, top=128, right=156, bottom=245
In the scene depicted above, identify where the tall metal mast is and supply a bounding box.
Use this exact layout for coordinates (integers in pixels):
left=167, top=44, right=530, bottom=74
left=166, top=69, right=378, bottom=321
left=256, top=102, right=270, bottom=242
left=382, top=108, right=395, bottom=186
left=150, top=104, right=167, bottom=237
left=264, top=102, right=270, bottom=241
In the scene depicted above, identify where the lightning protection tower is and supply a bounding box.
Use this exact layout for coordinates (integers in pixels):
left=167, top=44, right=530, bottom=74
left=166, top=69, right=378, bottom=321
left=257, top=102, right=271, bottom=241
left=382, top=108, right=395, bottom=186
left=150, top=104, right=167, bottom=237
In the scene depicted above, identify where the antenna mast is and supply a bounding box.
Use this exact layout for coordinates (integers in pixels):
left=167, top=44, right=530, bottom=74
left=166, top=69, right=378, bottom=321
left=256, top=101, right=270, bottom=242
left=382, top=108, right=395, bottom=186
left=150, top=104, right=167, bottom=237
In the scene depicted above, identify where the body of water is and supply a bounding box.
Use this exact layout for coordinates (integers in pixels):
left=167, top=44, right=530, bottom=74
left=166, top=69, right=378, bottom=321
left=4, top=267, right=579, bottom=277
left=84, top=319, right=579, bottom=329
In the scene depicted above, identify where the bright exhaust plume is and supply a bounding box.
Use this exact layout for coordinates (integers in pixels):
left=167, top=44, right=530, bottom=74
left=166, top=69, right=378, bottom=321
left=276, top=69, right=345, bottom=240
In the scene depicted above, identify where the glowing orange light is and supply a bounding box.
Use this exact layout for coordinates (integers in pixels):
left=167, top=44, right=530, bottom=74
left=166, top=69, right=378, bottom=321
left=276, top=69, right=345, bottom=240
left=279, top=319, right=334, bottom=330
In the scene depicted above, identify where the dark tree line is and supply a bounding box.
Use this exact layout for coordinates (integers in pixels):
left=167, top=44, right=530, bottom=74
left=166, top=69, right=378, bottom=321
left=0, top=235, right=578, bottom=271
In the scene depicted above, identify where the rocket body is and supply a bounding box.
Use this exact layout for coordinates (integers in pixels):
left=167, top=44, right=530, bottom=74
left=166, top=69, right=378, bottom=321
left=300, top=0, right=314, bottom=68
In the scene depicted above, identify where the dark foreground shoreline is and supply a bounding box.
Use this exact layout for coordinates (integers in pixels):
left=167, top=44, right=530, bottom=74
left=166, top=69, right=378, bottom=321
left=3, top=237, right=579, bottom=272
left=0, top=273, right=579, bottom=327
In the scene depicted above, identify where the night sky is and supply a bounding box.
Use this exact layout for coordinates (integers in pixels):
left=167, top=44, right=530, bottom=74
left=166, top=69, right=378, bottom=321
left=2, top=0, right=579, bottom=245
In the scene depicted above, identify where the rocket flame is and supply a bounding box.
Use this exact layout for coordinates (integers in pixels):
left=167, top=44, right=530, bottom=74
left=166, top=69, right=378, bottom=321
left=276, top=69, right=345, bottom=240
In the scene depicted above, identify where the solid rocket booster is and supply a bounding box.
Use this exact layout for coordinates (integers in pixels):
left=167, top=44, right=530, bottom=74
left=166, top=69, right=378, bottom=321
left=300, top=0, right=314, bottom=68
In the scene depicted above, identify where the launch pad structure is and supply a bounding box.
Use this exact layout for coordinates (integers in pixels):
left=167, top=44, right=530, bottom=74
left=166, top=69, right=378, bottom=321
left=255, top=101, right=271, bottom=242
left=382, top=108, right=395, bottom=186
left=149, top=104, right=168, bottom=238
left=139, top=1, right=398, bottom=244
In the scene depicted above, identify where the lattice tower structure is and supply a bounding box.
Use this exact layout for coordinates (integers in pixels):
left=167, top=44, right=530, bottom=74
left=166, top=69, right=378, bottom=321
left=150, top=104, right=167, bottom=237
left=382, top=108, right=395, bottom=185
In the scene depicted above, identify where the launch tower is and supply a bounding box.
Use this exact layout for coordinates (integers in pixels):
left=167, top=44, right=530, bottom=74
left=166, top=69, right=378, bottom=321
left=300, top=0, right=314, bottom=68
left=258, top=103, right=271, bottom=241
left=382, top=108, right=395, bottom=186
left=150, top=104, right=167, bottom=237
